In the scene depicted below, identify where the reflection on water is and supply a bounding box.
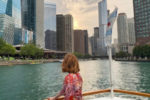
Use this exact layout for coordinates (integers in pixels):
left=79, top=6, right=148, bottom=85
left=0, top=60, right=150, bottom=100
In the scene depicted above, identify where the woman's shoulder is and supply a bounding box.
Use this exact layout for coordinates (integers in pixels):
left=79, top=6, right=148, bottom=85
left=65, top=73, right=81, bottom=79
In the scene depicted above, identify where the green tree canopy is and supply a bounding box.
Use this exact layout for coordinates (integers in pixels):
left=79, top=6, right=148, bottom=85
left=0, top=38, right=6, bottom=49
left=1, top=44, right=16, bottom=56
left=115, top=51, right=130, bottom=58
left=133, top=45, right=150, bottom=58
left=0, top=38, right=16, bottom=58
left=20, top=44, right=44, bottom=59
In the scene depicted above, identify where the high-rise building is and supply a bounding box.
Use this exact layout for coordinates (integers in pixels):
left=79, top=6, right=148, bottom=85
left=89, top=36, right=95, bottom=56
left=74, top=30, right=85, bottom=55
left=73, top=30, right=89, bottom=55
left=57, top=14, right=65, bottom=51
left=117, top=13, right=130, bottom=52
left=35, top=0, right=44, bottom=48
left=88, top=37, right=92, bottom=55
left=93, top=27, right=99, bottom=56
left=117, top=13, right=129, bottom=44
left=94, top=27, right=99, bottom=38
left=84, top=30, right=89, bottom=54
left=57, top=14, right=73, bottom=52
left=133, top=0, right=150, bottom=45
left=21, top=0, right=45, bottom=48
left=21, top=0, right=36, bottom=31
left=98, top=0, right=107, bottom=56
left=44, top=2, right=56, bottom=50
left=64, top=14, right=73, bottom=52
left=0, top=0, right=22, bottom=45
left=128, top=18, right=136, bottom=44
left=0, top=14, right=14, bottom=44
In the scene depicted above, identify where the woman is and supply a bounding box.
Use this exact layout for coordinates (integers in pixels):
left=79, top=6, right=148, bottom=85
left=47, top=53, right=83, bottom=100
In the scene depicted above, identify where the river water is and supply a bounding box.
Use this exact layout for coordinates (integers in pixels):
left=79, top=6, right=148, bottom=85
left=0, top=60, right=150, bottom=100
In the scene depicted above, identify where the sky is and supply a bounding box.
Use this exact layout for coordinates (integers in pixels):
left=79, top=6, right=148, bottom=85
left=45, top=0, right=134, bottom=41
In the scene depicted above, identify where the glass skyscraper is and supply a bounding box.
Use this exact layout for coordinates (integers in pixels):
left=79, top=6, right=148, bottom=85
left=21, top=0, right=36, bottom=31
left=133, top=0, right=150, bottom=45
left=44, top=2, right=56, bottom=50
left=21, top=0, right=45, bottom=48
left=98, top=0, right=107, bottom=56
left=0, top=0, right=22, bottom=45
left=0, top=14, right=14, bottom=45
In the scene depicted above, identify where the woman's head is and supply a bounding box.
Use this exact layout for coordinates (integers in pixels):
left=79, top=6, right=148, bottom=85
left=62, top=53, right=80, bottom=73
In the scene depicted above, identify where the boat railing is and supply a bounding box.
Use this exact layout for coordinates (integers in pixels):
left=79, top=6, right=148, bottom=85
left=44, top=89, right=150, bottom=100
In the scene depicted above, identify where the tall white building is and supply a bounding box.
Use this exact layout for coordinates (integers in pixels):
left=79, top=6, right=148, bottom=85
left=128, top=18, right=136, bottom=44
left=98, top=0, right=108, bottom=56
left=36, top=0, right=45, bottom=48
left=117, top=14, right=135, bottom=54
left=117, top=13, right=129, bottom=44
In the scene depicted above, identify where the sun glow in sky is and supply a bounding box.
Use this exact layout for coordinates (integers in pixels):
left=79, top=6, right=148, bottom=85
left=74, top=20, right=79, bottom=29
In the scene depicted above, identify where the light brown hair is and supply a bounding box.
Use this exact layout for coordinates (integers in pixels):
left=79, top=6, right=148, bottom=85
left=62, top=53, right=80, bottom=73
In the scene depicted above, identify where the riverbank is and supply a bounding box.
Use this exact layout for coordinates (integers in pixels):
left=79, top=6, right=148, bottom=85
left=0, top=59, right=60, bottom=66
left=115, top=58, right=150, bottom=62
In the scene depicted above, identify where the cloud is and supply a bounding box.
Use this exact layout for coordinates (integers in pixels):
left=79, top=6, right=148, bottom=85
left=82, top=6, right=98, bottom=13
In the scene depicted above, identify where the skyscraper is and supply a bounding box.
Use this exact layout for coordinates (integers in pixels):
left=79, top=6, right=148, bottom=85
left=44, top=2, right=56, bottom=50
left=21, top=0, right=36, bottom=31
left=0, top=0, right=22, bottom=45
left=93, top=27, right=99, bottom=56
left=88, top=37, right=92, bottom=55
left=98, top=0, right=107, bottom=56
left=84, top=30, right=89, bottom=54
left=64, top=14, right=73, bottom=52
left=128, top=18, right=136, bottom=44
left=74, top=30, right=85, bottom=55
left=21, top=0, right=45, bottom=48
left=57, top=14, right=73, bottom=52
left=35, top=0, right=44, bottom=48
left=57, top=15, right=65, bottom=51
left=117, top=13, right=129, bottom=44
left=133, top=0, right=150, bottom=45
left=89, top=36, right=95, bottom=56
left=0, top=14, right=14, bottom=44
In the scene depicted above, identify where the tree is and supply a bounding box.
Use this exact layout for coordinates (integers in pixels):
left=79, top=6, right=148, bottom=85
left=115, top=51, right=130, bottom=58
left=20, top=44, right=44, bottom=59
left=73, top=52, right=84, bottom=58
left=0, top=38, right=6, bottom=55
left=1, top=44, right=16, bottom=60
left=35, top=48, right=44, bottom=59
left=0, top=38, right=6, bottom=49
left=133, top=45, right=150, bottom=58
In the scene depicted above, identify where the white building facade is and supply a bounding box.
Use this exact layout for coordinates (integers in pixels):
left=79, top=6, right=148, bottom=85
left=36, top=0, right=45, bottom=48
left=117, top=13, right=129, bottom=44
left=128, top=18, right=136, bottom=44
left=117, top=14, right=135, bottom=54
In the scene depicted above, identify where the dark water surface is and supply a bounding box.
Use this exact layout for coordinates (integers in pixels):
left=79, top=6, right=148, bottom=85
left=0, top=60, right=150, bottom=100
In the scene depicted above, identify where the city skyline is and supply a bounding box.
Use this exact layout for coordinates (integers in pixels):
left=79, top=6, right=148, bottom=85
left=46, top=0, right=134, bottom=39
